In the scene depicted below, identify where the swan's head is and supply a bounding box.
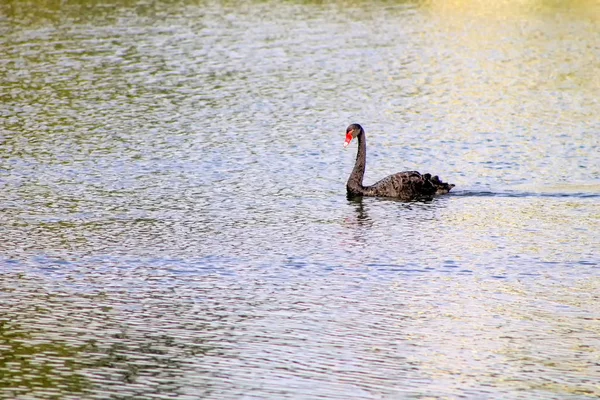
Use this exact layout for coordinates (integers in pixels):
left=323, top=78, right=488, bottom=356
left=344, top=123, right=363, bottom=148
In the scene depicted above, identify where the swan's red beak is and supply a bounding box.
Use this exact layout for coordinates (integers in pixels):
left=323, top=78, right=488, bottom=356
left=344, top=132, right=353, bottom=148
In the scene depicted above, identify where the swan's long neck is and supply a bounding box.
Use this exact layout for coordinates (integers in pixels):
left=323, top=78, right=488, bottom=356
left=346, top=129, right=367, bottom=194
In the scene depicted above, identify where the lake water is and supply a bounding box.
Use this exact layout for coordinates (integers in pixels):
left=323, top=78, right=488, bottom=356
left=1, top=1, right=599, bottom=399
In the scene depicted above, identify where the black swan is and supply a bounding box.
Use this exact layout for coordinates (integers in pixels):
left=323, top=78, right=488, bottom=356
left=344, top=123, right=454, bottom=200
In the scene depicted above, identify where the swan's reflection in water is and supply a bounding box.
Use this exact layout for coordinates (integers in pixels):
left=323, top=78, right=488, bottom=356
left=346, top=195, right=373, bottom=226
left=342, top=196, right=373, bottom=251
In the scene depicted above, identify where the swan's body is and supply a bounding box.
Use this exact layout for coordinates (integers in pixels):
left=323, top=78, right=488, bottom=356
left=344, top=123, right=454, bottom=200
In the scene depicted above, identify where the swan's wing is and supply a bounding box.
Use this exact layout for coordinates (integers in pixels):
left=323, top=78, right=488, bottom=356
left=364, top=171, right=434, bottom=199
left=365, top=171, right=454, bottom=199
left=429, top=174, right=455, bottom=195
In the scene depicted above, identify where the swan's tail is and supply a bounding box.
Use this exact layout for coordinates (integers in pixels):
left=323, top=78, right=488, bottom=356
left=424, top=174, right=455, bottom=195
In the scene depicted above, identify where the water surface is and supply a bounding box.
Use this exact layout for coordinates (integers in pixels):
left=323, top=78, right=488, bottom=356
left=1, top=0, right=599, bottom=399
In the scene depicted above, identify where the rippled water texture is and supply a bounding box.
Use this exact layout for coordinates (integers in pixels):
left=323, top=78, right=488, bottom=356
left=1, top=0, right=599, bottom=399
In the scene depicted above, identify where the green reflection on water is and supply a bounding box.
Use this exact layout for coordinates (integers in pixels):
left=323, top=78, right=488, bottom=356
left=0, top=318, right=89, bottom=398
